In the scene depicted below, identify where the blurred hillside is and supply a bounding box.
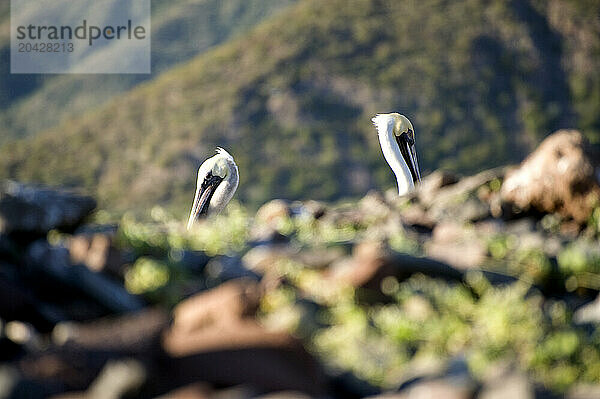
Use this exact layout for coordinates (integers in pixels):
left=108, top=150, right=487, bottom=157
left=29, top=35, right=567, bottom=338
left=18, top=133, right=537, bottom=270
left=1, top=0, right=600, bottom=214
left=0, top=0, right=295, bottom=142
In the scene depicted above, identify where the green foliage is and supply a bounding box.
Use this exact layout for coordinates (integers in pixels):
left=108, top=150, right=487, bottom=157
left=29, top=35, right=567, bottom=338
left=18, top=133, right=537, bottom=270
left=80, top=197, right=600, bottom=393
left=125, top=257, right=170, bottom=295
left=486, top=234, right=551, bottom=283
left=558, top=242, right=600, bottom=291
left=116, top=202, right=249, bottom=257
left=304, top=274, right=600, bottom=391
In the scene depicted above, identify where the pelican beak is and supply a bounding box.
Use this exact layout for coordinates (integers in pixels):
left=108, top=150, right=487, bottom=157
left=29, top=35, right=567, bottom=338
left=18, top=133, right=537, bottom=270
left=396, top=131, right=421, bottom=184
left=187, top=174, right=223, bottom=229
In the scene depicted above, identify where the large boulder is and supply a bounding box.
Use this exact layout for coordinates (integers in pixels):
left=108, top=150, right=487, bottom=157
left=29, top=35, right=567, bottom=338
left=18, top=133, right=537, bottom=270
left=0, top=181, right=96, bottom=236
left=162, top=279, right=329, bottom=396
left=501, top=130, right=600, bottom=223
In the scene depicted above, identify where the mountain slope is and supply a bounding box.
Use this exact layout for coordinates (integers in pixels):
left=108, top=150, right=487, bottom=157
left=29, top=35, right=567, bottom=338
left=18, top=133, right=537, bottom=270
left=1, top=0, right=599, bottom=214
left=0, top=0, right=296, bottom=142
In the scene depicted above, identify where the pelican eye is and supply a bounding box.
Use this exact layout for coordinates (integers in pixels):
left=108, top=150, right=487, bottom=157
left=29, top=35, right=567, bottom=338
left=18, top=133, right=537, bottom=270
left=399, top=130, right=415, bottom=146
left=201, top=172, right=214, bottom=189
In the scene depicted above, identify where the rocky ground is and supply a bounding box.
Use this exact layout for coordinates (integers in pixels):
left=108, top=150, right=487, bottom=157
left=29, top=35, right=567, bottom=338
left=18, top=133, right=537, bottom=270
left=0, top=130, right=599, bottom=399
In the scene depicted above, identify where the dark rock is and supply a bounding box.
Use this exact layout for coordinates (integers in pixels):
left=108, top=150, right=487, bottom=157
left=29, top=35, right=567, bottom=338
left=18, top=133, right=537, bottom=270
left=329, top=371, right=381, bottom=399
left=389, top=357, right=477, bottom=399
left=0, top=233, right=19, bottom=262
left=68, top=233, right=125, bottom=276
left=0, top=364, right=50, bottom=399
left=501, top=130, right=600, bottom=223
left=171, top=249, right=211, bottom=273
left=152, top=382, right=215, bottom=399
left=204, top=256, right=260, bottom=287
left=51, top=308, right=169, bottom=353
left=50, top=359, right=147, bottom=399
left=0, top=181, right=96, bottom=237
left=26, top=240, right=145, bottom=314
left=328, top=241, right=466, bottom=296
left=83, top=358, right=146, bottom=399
left=255, top=391, right=314, bottom=399
left=0, top=267, right=69, bottom=331
left=155, top=384, right=258, bottom=399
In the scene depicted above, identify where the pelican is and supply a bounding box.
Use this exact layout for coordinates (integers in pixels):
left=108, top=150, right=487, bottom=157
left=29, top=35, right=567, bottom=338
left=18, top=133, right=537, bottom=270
left=187, top=147, right=239, bottom=229
left=372, top=113, right=421, bottom=195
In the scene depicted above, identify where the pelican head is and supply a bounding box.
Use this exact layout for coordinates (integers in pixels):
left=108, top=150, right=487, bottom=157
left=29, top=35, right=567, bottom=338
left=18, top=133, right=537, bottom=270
left=187, top=147, right=239, bottom=229
left=372, top=113, right=421, bottom=196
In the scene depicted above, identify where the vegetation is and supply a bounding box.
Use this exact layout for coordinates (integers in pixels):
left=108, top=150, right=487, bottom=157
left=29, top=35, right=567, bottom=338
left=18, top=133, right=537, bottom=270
left=0, top=0, right=295, bottom=141
left=105, top=199, right=600, bottom=394
left=0, top=1, right=599, bottom=212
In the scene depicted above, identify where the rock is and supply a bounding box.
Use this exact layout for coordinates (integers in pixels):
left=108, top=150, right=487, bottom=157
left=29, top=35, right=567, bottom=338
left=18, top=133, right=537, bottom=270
left=155, top=384, right=257, bottom=399
left=0, top=181, right=96, bottom=236
left=399, top=205, right=436, bottom=230
left=501, top=130, right=600, bottom=223
left=255, top=391, right=314, bottom=399
left=479, top=372, right=534, bottom=399
left=162, top=280, right=328, bottom=396
left=0, top=365, right=20, bottom=399
left=329, top=371, right=381, bottom=399
left=255, top=200, right=291, bottom=228
left=243, top=245, right=344, bottom=274
left=170, top=249, right=211, bottom=273
left=422, top=168, right=504, bottom=211
left=428, top=196, right=491, bottom=224
left=573, top=294, right=600, bottom=324
left=329, top=241, right=393, bottom=293
left=68, top=233, right=125, bottom=275
left=170, top=279, right=262, bottom=335
left=425, top=222, right=486, bottom=269
left=328, top=241, right=466, bottom=295
left=48, top=359, right=146, bottom=399
left=567, top=384, right=600, bottom=399
left=152, top=382, right=214, bottom=399
left=359, top=191, right=391, bottom=220
left=295, top=247, right=346, bottom=270
left=389, top=357, right=476, bottom=399
left=0, top=270, right=68, bottom=330
left=85, top=358, right=146, bottom=399
left=204, top=256, right=260, bottom=287
left=416, top=171, right=459, bottom=203
left=298, top=200, right=327, bottom=220
left=242, top=245, right=296, bottom=273
left=27, top=240, right=145, bottom=314
left=51, top=308, right=169, bottom=352
left=0, top=364, right=51, bottom=399
left=250, top=200, right=292, bottom=243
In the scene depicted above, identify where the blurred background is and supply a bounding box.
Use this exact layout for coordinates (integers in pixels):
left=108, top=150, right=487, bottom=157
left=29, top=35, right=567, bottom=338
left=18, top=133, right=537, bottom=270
left=0, top=0, right=600, bottom=398
left=1, top=0, right=599, bottom=214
